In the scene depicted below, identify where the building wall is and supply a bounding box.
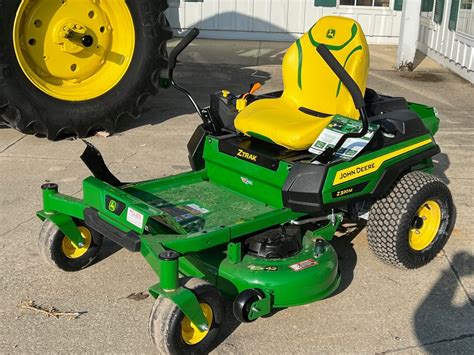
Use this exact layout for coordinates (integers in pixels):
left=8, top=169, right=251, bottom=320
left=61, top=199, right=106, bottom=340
left=167, top=0, right=402, bottom=44
left=418, top=1, right=474, bottom=82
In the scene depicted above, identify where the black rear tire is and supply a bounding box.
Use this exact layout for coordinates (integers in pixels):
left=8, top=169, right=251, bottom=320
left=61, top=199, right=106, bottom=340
left=367, top=171, right=455, bottom=269
left=0, top=0, right=172, bottom=139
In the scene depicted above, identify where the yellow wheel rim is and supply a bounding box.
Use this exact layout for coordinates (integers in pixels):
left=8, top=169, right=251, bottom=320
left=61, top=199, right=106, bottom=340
left=13, top=0, right=136, bottom=101
left=181, top=303, right=213, bottom=346
left=61, top=226, right=92, bottom=259
left=409, top=200, right=442, bottom=251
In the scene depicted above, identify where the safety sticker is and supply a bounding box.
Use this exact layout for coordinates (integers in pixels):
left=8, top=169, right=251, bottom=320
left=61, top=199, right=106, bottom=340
left=127, top=207, right=144, bottom=229
left=289, top=259, right=318, bottom=272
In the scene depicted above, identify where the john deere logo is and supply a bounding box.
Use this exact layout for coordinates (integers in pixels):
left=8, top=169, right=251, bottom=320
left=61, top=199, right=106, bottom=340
left=326, top=29, right=336, bottom=39
left=108, top=199, right=117, bottom=212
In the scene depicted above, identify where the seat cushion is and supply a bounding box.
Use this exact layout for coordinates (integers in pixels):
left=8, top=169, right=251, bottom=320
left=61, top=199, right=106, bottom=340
left=234, top=16, right=369, bottom=151
left=234, top=96, right=333, bottom=151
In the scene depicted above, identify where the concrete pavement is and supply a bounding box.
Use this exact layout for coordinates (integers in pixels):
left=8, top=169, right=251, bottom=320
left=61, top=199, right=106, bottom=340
left=0, top=39, right=473, bottom=353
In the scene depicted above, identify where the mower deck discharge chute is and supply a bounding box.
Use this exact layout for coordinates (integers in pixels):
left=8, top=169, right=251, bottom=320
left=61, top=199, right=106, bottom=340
left=37, top=16, right=455, bottom=353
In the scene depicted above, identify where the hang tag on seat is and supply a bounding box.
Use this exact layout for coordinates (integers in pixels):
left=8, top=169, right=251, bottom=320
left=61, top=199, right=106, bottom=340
left=309, top=115, right=379, bottom=162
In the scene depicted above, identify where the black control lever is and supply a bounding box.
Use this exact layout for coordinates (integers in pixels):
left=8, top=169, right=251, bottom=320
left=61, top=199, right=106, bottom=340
left=313, top=44, right=370, bottom=164
left=168, top=28, right=200, bottom=72
left=167, top=28, right=204, bottom=120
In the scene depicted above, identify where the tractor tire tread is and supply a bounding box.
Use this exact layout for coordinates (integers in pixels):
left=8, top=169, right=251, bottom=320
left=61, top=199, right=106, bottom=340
left=0, top=0, right=172, bottom=140
left=367, top=171, right=455, bottom=269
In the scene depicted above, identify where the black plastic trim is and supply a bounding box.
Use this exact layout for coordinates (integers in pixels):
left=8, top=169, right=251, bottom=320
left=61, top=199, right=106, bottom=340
left=84, top=208, right=141, bottom=252
left=187, top=124, right=209, bottom=171
left=219, top=139, right=280, bottom=170
left=282, top=163, right=328, bottom=213
left=80, top=141, right=122, bottom=187
left=320, top=145, right=441, bottom=210
left=331, top=182, right=368, bottom=199
left=372, top=145, right=441, bottom=196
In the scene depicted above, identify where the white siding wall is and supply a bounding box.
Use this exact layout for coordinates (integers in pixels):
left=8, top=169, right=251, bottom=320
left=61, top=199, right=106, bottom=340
left=167, top=0, right=401, bottom=44
left=418, top=1, right=474, bottom=82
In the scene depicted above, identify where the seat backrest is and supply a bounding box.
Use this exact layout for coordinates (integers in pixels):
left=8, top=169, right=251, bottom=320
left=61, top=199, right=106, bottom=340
left=282, top=16, right=369, bottom=120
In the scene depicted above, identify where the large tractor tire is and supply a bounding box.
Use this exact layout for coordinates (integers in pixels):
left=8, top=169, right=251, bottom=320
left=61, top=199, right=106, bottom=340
left=0, top=0, right=172, bottom=139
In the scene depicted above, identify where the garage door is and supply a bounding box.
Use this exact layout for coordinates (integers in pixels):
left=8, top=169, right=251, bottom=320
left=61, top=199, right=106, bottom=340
left=167, top=0, right=402, bottom=43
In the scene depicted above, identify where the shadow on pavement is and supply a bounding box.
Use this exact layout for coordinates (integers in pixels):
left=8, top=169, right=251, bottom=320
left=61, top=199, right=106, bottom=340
left=413, top=251, right=474, bottom=352
left=93, top=238, right=123, bottom=265
left=116, top=9, right=294, bottom=134
left=116, top=62, right=272, bottom=133
left=331, top=222, right=361, bottom=296
left=432, top=152, right=451, bottom=185
left=210, top=301, right=242, bottom=352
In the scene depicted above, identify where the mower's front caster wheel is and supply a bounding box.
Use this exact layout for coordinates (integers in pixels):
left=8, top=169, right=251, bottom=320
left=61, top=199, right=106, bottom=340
left=149, top=278, right=224, bottom=354
left=38, top=220, right=103, bottom=272
left=367, top=171, right=455, bottom=269
left=233, top=289, right=265, bottom=323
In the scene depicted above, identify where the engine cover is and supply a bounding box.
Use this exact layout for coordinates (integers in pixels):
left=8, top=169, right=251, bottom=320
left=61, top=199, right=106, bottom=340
left=245, top=226, right=302, bottom=259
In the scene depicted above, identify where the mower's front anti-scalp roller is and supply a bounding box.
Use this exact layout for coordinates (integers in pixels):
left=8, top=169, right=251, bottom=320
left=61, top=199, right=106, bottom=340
left=36, top=16, right=455, bottom=353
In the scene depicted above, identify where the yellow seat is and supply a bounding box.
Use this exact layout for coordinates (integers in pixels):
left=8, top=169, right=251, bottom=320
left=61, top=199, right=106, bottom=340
left=235, top=16, right=369, bottom=151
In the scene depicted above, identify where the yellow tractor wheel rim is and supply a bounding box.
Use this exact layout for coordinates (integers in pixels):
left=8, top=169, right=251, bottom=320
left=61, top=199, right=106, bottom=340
left=181, top=303, right=213, bottom=346
left=409, top=200, right=442, bottom=251
left=13, top=0, right=136, bottom=101
left=61, top=226, right=92, bottom=259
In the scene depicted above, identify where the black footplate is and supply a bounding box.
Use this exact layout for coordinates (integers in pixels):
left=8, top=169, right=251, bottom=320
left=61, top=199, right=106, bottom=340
left=84, top=208, right=141, bottom=252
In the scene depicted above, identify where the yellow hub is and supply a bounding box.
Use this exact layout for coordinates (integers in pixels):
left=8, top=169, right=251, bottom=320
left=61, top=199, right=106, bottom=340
left=409, top=200, right=442, bottom=251
left=61, top=226, right=92, bottom=259
left=13, top=0, right=136, bottom=101
left=181, top=303, right=213, bottom=346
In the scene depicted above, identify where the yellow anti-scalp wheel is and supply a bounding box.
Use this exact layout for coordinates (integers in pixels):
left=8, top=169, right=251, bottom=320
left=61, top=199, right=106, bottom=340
left=0, top=0, right=172, bottom=139
left=367, top=171, right=455, bottom=269
left=149, top=278, right=224, bottom=354
left=38, top=220, right=103, bottom=272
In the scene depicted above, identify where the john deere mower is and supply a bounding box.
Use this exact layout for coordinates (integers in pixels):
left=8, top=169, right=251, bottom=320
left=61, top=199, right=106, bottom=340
left=37, top=17, right=455, bottom=353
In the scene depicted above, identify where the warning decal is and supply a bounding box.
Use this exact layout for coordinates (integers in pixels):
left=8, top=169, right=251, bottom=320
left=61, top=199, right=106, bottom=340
left=289, top=259, right=318, bottom=272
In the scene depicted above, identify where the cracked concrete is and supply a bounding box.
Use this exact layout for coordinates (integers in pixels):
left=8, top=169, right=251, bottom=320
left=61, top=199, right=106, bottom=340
left=0, top=40, right=473, bottom=353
